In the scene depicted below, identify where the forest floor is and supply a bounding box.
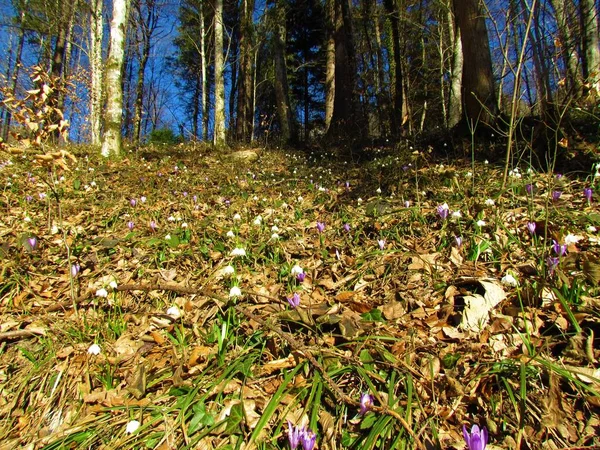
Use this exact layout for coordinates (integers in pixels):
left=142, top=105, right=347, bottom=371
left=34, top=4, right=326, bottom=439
left=1, top=142, right=600, bottom=450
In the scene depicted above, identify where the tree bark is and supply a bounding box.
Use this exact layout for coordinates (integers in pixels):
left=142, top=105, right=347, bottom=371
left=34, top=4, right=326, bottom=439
left=101, top=0, right=131, bottom=158
left=447, top=4, right=463, bottom=128
left=89, top=0, right=104, bottom=145
left=213, top=0, right=226, bottom=146
left=550, top=0, right=581, bottom=96
left=235, top=0, right=255, bottom=142
left=326, top=0, right=363, bottom=142
left=133, top=0, right=158, bottom=144
left=324, top=0, right=335, bottom=132
left=383, top=0, right=404, bottom=135
left=1, top=0, right=28, bottom=141
left=273, top=0, right=294, bottom=144
left=453, top=0, right=497, bottom=126
left=580, top=0, right=600, bottom=94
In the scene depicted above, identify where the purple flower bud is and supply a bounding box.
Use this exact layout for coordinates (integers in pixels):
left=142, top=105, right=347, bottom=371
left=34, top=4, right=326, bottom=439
left=552, top=191, right=562, bottom=201
left=316, top=222, right=325, bottom=233
left=527, top=222, right=536, bottom=235
left=287, top=292, right=301, bottom=308
left=359, top=392, right=374, bottom=415
left=300, top=429, right=316, bottom=450
left=183, top=191, right=188, bottom=197
left=25, top=195, right=33, bottom=202
left=552, top=240, right=567, bottom=257
left=27, top=237, right=37, bottom=250
left=463, top=424, right=488, bottom=450
left=454, top=236, right=463, bottom=248
left=71, top=263, right=81, bottom=278
left=193, top=195, right=198, bottom=203
left=150, top=220, right=158, bottom=232
left=436, top=203, right=450, bottom=220
left=525, top=184, right=533, bottom=195
left=547, top=256, right=560, bottom=275
left=130, top=198, right=137, bottom=207
left=287, top=421, right=301, bottom=450
left=127, top=221, right=135, bottom=231
left=296, top=272, right=306, bottom=282
left=584, top=187, right=593, bottom=202
left=343, top=223, right=351, bottom=232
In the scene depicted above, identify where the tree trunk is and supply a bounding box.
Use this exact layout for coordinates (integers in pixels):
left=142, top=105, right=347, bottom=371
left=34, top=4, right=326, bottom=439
left=324, top=0, right=335, bottom=132
left=326, top=0, right=363, bottom=142
left=273, top=0, right=294, bottom=144
left=453, top=0, right=497, bottom=126
left=580, top=0, right=600, bottom=94
left=213, top=0, right=226, bottom=146
left=235, top=0, right=255, bottom=142
left=383, top=0, right=404, bottom=135
left=199, top=1, right=208, bottom=141
left=447, top=4, right=463, bottom=128
left=1, top=0, right=28, bottom=142
left=101, top=0, right=131, bottom=158
left=550, top=0, right=581, bottom=96
left=133, top=0, right=157, bottom=144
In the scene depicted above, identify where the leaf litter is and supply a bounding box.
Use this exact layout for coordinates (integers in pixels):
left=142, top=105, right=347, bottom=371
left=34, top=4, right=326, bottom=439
left=0, top=143, right=599, bottom=449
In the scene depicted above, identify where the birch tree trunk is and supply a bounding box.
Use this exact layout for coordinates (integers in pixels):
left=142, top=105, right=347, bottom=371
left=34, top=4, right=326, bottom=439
left=101, top=0, right=131, bottom=158
left=89, top=0, right=103, bottom=145
left=213, top=0, right=226, bottom=146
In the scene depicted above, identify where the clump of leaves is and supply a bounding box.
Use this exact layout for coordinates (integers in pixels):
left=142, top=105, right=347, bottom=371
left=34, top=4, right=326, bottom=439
left=1, top=65, right=70, bottom=148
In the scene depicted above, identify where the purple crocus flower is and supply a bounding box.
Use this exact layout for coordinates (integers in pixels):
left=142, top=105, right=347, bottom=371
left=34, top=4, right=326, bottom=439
left=527, top=222, right=536, bottom=235
left=454, top=236, right=463, bottom=248
left=463, top=424, right=488, bottom=450
left=552, top=240, right=567, bottom=257
left=359, top=392, right=374, bottom=415
left=127, top=221, right=135, bottom=231
left=547, top=256, right=560, bottom=275
left=300, top=429, right=316, bottom=450
left=287, top=421, right=301, bottom=449
left=377, top=239, right=385, bottom=250
left=437, top=203, right=450, bottom=220
left=287, top=293, right=301, bottom=308
left=525, top=183, right=533, bottom=195
left=130, top=198, right=137, bottom=207
left=552, top=190, right=562, bottom=201
left=296, top=272, right=306, bottom=282
left=27, top=237, right=37, bottom=250
left=25, top=195, right=33, bottom=202
left=584, top=187, right=593, bottom=202
left=150, top=220, right=158, bottom=232
left=343, top=223, right=351, bottom=232
left=316, top=222, right=325, bottom=233
left=71, top=263, right=81, bottom=278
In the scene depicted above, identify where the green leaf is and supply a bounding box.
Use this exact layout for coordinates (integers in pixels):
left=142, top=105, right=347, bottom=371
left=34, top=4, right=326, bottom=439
left=73, top=178, right=81, bottom=190
left=361, top=309, right=385, bottom=322
left=223, top=402, right=244, bottom=435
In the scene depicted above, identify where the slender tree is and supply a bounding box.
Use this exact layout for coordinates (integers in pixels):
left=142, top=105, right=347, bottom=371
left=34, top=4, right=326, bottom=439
left=101, top=0, right=132, bottom=158
left=213, top=0, right=226, bottom=145
left=89, top=0, right=104, bottom=145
